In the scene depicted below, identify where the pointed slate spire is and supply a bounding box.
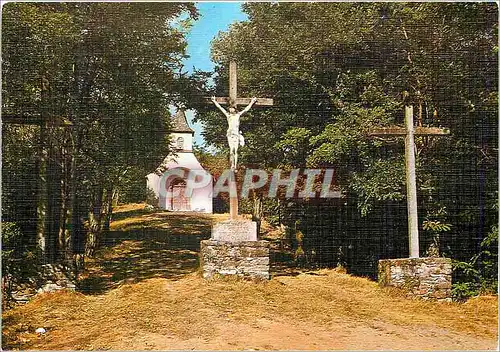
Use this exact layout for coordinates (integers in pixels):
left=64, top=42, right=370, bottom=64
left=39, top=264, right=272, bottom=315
left=171, top=109, right=194, bottom=134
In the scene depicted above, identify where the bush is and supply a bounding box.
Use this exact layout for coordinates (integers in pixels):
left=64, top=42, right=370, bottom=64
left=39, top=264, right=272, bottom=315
left=145, top=187, right=159, bottom=207
left=452, top=225, right=498, bottom=301
left=2, top=222, right=38, bottom=307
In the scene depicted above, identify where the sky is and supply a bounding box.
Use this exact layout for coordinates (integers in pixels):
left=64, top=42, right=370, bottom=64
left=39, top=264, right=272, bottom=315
left=180, top=2, right=248, bottom=147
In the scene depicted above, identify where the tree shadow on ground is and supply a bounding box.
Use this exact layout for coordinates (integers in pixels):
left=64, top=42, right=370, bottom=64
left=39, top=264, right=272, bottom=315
left=268, top=245, right=305, bottom=277
left=78, top=211, right=213, bottom=295
left=108, top=207, right=152, bottom=222
left=77, top=206, right=305, bottom=294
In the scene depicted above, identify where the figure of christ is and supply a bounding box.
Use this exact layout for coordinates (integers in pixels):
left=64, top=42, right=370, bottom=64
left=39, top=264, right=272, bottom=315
left=211, top=96, right=257, bottom=170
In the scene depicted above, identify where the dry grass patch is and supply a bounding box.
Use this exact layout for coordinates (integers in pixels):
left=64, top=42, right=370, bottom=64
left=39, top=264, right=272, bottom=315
left=3, top=270, right=497, bottom=350
left=3, top=207, right=497, bottom=350
left=110, top=203, right=228, bottom=232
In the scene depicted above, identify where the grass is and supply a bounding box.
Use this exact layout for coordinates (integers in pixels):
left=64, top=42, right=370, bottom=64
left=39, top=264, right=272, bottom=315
left=77, top=203, right=221, bottom=294
left=2, top=203, right=498, bottom=350
left=3, top=272, right=497, bottom=350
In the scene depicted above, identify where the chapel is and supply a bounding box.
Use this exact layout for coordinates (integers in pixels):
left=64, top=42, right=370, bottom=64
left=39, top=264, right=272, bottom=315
left=146, top=109, right=213, bottom=213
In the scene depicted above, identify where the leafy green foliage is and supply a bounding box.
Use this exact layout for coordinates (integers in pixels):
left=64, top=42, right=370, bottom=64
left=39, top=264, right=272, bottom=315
left=2, top=222, right=39, bottom=306
left=350, top=159, right=406, bottom=216
left=2, top=3, right=200, bottom=258
left=422, top=221, right=451, bottom=233
left=199, top=1, right=497, bottom=203
left=1, top=125, right=39, bottom=237
left=452, top=225, right=498, bottom=301
left=194, top=3, right=498, bottom=277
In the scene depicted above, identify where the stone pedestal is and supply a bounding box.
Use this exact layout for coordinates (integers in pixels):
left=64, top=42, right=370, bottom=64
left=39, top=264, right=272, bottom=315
left=200, top=219, right=270, bottom=279
left=211, top=219, right=258, bottom=242
left=378, top=257, right=452, bottom=301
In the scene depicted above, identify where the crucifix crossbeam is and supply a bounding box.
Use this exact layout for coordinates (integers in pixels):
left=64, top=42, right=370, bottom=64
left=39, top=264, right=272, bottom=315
left=209, top=61, right=274, bottom=108
left=369, top=105, right=450, bottom=259
left=210, top=97, right=274, bottom=107
left=369, top=126, right=450, bottom=136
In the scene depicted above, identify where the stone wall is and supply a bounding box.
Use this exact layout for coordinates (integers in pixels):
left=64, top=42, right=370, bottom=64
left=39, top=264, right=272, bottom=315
left=378, top=257, right=452, bottom=301
left=8, top=264, right=76, bottom=304
left=200, top=239, right=270, bottom=280
left=37, top=264, right=76, bottom=293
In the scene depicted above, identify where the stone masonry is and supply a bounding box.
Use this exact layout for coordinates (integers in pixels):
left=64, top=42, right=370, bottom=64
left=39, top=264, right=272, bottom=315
left=37, top=263, right=76, bottom=293
left=8, top=264, right=76, bottom=304
left=378, top=257, right=452, bottom=301
left=200, top=219, right=270, bottom=279
left=200, top=239, right=270, bottom=279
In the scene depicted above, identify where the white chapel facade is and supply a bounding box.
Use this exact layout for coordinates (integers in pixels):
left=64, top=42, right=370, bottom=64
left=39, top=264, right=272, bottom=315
left=146, top=109, right=213, bottom=213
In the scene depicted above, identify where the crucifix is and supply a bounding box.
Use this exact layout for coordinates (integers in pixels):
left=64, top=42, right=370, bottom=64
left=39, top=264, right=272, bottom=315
left=209, top=61, right=274, bottom=220
left=369, top=104, right=449, bottom=258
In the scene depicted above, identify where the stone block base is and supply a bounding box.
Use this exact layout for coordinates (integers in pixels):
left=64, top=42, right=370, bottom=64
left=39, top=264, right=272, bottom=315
left=200, top=239, right=270, bottom=280
left=212, top=219, right=257, bottom=242
left=378, top=257, right=452, bottom=301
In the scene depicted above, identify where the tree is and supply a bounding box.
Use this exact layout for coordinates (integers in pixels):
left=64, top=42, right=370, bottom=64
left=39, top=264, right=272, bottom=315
left=194, top=3, right=498, bottom=275
left=2, top=3, right=199, bottom=263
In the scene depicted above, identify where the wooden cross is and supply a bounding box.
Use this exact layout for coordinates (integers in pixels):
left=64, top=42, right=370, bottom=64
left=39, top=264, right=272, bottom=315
left=369, top=105, right=449, bottom=258
left=209, top=61, right=274, bottom=220
left=211, top=61, right=274, bottom=109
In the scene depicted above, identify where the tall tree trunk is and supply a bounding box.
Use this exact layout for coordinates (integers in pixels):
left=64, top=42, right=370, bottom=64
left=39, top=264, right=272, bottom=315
left=68, top=48, right=87, bottom=274
left=69, top=129, right=86, bottom=273
left=46, top=129, right=61, bottom=263
left=58, top=133, right=73, bottom=265
left=36, top=74, right=59, bottom=263
left=85, top=186, right=104, bottom=257
left=252, top=190, right=264, bottom=236
left=36, top=119, right=49, bottom=262
left=102, top=188, right=114, bottom=234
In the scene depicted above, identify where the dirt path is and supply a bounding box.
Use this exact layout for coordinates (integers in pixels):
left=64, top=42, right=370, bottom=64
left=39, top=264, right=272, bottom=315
left=4, top=275, right=497, bottom=350
left=3, top=204, right=498, bottom=350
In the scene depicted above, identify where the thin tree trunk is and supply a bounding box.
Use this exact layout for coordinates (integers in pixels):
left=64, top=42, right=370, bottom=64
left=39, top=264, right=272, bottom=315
left=85, top=186, right=104, bottom=257
left=68, top=46, right=87, bottom=274
left=36, top=120, right=49, bottom=261
left=37, top=75, right=54, bottom=263
left=112, top=189, right=120, bottom=207
left=58, top=135, right=73, bottom=265
left=102, top=188, right=113, bottom=233
left=46, top=128, right=61, bottom=263
left=58, top=144, right=67, bottom=253
left=252, top=190, right=263, bottom=237
left=70, top=129, right=86, bottom=273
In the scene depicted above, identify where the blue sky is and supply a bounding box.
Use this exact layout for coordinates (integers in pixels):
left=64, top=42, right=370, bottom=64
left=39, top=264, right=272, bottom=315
left=184, top=2, right=248, bottom=73
left=181, top=2, right=248, bottom=146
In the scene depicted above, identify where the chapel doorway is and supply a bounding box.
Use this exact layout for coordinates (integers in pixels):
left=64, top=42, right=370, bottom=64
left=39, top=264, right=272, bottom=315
left=169, top=178, right=190, bottom=211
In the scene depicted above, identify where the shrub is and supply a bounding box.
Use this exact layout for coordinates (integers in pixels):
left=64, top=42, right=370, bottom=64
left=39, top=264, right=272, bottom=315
left=2, top=222, right=39, bottom=307
left=452, top=225, right=498, bottom=301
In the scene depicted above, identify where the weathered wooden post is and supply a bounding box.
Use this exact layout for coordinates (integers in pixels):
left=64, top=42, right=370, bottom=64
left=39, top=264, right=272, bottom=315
left=371, top=102, right=453, bottom=300
left=404, top=105, right=419, bottom=258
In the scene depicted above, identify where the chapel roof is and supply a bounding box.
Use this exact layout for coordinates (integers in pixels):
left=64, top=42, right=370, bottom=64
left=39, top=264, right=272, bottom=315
left=171, top=109, right=194, bottom=134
